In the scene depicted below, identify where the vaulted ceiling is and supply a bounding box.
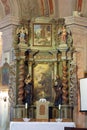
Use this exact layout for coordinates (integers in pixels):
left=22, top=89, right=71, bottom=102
left=0, top=0, right=87, bottom=19
left=0, top=0, right=87, bottom=21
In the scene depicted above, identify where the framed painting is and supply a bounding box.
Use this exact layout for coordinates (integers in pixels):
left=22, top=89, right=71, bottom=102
left=33, top=63, right=54, bottom=102
left=33, top=23, right=52, bottom=46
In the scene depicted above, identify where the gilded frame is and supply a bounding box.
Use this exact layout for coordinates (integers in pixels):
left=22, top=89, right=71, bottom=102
left=33, top=62, right=54, bottom=102
left=33, top=23, right=52, bottom=46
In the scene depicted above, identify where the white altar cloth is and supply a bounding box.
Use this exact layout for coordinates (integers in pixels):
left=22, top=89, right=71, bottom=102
left=10, top=122, right=76, bottom=130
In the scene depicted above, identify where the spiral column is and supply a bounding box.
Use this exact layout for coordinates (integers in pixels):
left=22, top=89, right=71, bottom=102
left=58, top=37, right=68, bottom=104
left=18, top=59, right=25, bottom=104
left=14, top=43, right=28, bottom=105
left=62, top=61, right=68, bottom=104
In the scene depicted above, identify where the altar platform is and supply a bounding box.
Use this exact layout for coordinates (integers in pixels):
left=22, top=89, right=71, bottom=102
left=10, top=121, right=76, bottom=130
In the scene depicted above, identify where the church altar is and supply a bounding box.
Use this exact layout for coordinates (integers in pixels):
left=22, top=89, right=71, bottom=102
left=10, top=121, right=76, bottom=130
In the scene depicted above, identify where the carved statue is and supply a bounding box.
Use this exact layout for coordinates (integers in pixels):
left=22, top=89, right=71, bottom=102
left=24, top=74, right=32, bottom=105
left=54, top=75, right=63, bottom=106
left=58, top=25, right=71, bottom=43
left=61, top=26, right=67, bottom=42
left=16, top=25, right=28, bottom=44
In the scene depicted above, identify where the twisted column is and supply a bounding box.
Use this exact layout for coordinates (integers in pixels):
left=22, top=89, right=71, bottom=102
left=62, top=61, right=68, bottom=104
left=18, top=59, right=25, bottom=104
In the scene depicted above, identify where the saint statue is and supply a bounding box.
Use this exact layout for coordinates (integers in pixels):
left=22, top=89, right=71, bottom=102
left=54, top=75, right=62, bottom=106
left=24, top=74, right=32, bottom=105
left=58, top=25, right=67, bottom=43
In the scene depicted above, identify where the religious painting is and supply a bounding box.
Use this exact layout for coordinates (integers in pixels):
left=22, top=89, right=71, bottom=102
left=33, top=23, right=52, bottom=46
left=33, top=63, right=53, bottom=102
left=2, top=60, right=9, bottom=86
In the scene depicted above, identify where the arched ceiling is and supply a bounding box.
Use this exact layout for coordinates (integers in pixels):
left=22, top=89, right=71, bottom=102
left=0, top=0, right=87, bottom=21
left=0, top=0, right=49, bottom=20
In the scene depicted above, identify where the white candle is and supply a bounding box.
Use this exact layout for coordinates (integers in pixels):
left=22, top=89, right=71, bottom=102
left=59, top=104, right=61, bottom=110
left=25, top=103, right=28, bottom=109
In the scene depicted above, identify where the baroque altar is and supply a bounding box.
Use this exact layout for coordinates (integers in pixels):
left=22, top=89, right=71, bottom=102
left=9, top=17, right=78, bottom=121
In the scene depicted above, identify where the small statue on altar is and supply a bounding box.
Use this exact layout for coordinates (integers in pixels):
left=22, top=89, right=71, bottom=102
left=16, top=25, right=28, bottom=44
left=61, top=25, right=67, bottom=42
left=54, top=75, right=63, bottom=106
left=58, top=25, right=67, bottom=43
left=24, top=74, right=32, bottom=105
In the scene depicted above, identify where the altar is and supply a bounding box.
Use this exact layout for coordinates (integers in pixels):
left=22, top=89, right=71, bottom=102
left=10, top=17, right=76, bottom=129
left=10, top=122, right=76, bottom=130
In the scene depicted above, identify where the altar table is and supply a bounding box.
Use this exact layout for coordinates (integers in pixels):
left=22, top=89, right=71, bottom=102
left=10, top=121, right=76, bottom=130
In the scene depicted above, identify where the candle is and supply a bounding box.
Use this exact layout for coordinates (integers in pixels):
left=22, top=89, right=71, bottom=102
left=25, top=103, right=28, bottom=109
left=59, top=104, right=61, bottom=110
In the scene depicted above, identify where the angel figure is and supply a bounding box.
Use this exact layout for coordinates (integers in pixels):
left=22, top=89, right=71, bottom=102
left=58, top=25, right=71, bottom=43
left=58, top=25, right=67, bottom=42
left=16, top=25, right=28, bottom=44
left=61, top=26, right=67, bottom=41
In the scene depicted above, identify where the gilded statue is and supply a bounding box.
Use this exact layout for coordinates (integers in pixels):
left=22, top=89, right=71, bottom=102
left=16, top=25, right=28, bottom=44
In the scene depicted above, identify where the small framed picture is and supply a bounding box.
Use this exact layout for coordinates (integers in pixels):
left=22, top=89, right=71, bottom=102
left=33, top=23, right=52, bottom=47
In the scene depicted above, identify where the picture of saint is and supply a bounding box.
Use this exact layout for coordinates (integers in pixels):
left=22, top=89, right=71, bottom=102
left=33, top=24, right=52, bottom=46
left=2, top=58, right=9, bottom=86
left=33, top=64, right=53, bottom=102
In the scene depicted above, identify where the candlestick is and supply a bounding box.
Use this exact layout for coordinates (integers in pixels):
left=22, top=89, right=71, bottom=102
left=58, top=104, right=61, bottom=119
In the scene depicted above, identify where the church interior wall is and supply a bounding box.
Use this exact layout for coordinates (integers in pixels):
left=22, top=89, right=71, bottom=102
left=0, top=0, right=87, bottom=130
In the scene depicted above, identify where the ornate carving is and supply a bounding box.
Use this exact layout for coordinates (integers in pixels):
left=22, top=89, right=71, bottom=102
left=8, top=61, right=16, bottom=106
left=12, top=17, right=75, bottom=107
left=18, top=59, right=25, bottom=104
left=69, top=60, right=78, bottom=105
left=54, top=18, right=72, bottom=48
left=13, top=20, right=30, bottom=47
left=62, top=61, right=68, bottom=104
left=16, top=25, right=28, bottom=44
